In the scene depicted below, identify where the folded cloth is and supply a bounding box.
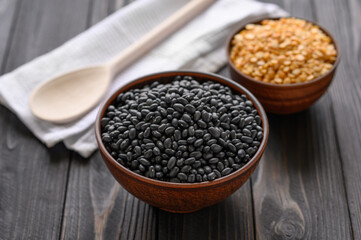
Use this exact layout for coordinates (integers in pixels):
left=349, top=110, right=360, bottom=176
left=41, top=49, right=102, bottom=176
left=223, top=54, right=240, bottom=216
left=0, top=0, right=287, bottom=157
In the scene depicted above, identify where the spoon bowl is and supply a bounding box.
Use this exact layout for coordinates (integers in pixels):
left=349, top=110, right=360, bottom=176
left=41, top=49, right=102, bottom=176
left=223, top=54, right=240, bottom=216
left=29, top=66, right=111, bottom=123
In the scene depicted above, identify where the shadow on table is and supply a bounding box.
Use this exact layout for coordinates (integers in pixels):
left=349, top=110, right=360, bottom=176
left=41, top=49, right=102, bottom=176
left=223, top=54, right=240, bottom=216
left=156, top=182, right=254, bottom=240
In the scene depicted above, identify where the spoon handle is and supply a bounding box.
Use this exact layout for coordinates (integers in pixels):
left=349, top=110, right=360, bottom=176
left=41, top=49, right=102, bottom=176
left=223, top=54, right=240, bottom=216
left=106, top=0, right=215, bottom=75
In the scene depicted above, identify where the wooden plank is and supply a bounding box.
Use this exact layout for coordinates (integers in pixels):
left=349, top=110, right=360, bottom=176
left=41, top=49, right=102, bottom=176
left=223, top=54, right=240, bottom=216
left=0, top=107, right=70, bottom=240
left=3, top=0, right=91, bottom=72
left=60, top=153, right=156, bottom=240
left=0, top=0, right=19, bottom=70
left=158, top=182, right=254, bottom=240
left=252, top=0, right=353, bottom=239
left=0, top=0, right=91, bottom=239
left=89, top=0, right=136, bottom=26
left=61, top=1, right=157, bottom=239
left=313, top=0, right=361, bottom=238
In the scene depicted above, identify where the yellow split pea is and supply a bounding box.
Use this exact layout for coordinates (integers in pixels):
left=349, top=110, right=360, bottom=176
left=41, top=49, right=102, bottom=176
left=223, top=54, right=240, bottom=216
left=230, top=18, right=337, bottom=84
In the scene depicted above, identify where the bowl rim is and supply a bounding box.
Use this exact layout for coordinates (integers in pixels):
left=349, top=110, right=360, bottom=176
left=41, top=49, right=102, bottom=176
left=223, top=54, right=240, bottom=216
left=95, top=71, right=269, bottom=189
left=226, top=16, right=341, bottom=89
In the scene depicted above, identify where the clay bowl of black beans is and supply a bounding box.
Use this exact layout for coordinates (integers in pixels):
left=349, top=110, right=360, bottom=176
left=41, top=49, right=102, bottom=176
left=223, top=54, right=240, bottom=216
left=95, top=71, right=269, bottom=213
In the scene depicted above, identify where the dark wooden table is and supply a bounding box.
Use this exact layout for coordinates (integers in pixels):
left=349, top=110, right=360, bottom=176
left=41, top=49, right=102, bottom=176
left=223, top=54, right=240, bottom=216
left=1, top=0, right=360, bottom=239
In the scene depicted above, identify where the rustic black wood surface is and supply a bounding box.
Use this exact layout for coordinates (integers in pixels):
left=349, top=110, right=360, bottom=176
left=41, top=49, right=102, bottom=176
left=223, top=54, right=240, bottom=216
left=0, top=0, right=360, bottom=239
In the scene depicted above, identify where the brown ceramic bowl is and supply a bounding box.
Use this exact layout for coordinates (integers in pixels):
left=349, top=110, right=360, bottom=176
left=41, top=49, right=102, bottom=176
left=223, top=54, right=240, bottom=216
left=227, top=17, right=341, bottom=114
left=95, top=71, right=269, bottom=213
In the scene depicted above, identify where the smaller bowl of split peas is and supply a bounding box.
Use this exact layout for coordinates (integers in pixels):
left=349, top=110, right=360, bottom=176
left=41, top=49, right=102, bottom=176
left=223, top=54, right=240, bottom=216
left=227, top=17, right=341, bottom=114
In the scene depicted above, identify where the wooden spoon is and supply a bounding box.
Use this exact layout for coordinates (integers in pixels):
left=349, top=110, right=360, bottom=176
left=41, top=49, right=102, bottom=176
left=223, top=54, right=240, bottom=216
left=29, top=0, right=215, bottom=124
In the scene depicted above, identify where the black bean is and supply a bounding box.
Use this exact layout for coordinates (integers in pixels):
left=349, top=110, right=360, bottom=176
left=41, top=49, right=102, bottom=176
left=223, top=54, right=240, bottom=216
left=153, top=147, right=161, bottom=156
left=207, top=172, right=216, bottom=181
left=181, top=165, right=192, bottom=173
left=169, top=167, right=179, bottom=177
left=167, top=157, right=176, bottom=169
left=257, top=131, right=263, bottom=140
left=165, top=149, right=175, bottom=156
left=102, top=133, right=112, bottom=142
left=247, top=147, right=256, bottom=155
left=185, top=157, right=196, bottom=165
left=221, top=167, right=232, bottom=176
left=202, top=111, right=211, bottom=122
left=120, top=139, right=130, bottom=150
left=173, top=103, right=184, bottom=112
left=177, top=172, right=187, bottom=181
left=194, top=111, right=201, bottom=121
left=198, top=168, right=205, bottom=175
left=211, top=144, right=222, bottom=153
left=176, top=158, right=184, bottom=167
left=171, top=119, right=178, bottom=127
left=165, top=127, right=175, bottom=136
left=182, top=114, right=192, bottom=123
left=244, top=116, right=254, bottom=125
left=194, top=130, right=204, bottom=138
left=238, top=149, right=246, bottom=158
left=241, top=136, right=253, bottom=144
left=209, top=127, right=221, bottom=138
left=204, top=166, right=212, bottom=173
left=178, top=145, right=187, bottom=152
left=156, top=172, right=163, bottom=179
left=185, top=104, right=196, bottom=113
left=193, top=161, right=201, bottom=168
left=144, top=150, right=153, bottom=158
left=101, top=118, right=110, bottom=127
left=209, top=158, right=219, bottom=164
left=139, top=158, right=150, bottom=166
left=197, top=120, right=207, bottom=128
left=144, top=143, right=155, bottom=149
left=251, top=130, right=257, bottom=139
left=227, top=143, right=237, bottom=152
left=188, top=174, right=196, bottom=183
left=203, top=133, right=211, bottom=141
left=138, top=164, right=146, bottom=172
left=194, top=139, right=204, bottom=148
left=174, top=130, right=181, bottom=141
left=188, top=126, right=195, bottom=136
left=178, top=120, right=189, bottom=128
left=232, top=164, right=241, bottom=170
left=242, top=128, right=252, bottom=136
left=217, top=162, right=225, bottom=171
left=218, top=138, right=227, bottom=147
left=190, top=151, right=202, bottom=159
left=187, top=137, right=196, bottom=144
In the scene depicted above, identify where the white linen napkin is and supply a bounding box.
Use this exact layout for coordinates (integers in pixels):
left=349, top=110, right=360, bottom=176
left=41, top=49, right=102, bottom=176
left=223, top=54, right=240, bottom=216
left=0, top=0, right=287, bottom=157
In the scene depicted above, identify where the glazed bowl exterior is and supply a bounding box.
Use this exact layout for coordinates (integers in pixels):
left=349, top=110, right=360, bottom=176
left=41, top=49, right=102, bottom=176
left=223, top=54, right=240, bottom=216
left=95, top=71, right=269, bottom=213
left=227, top=17, right=341, bottom=114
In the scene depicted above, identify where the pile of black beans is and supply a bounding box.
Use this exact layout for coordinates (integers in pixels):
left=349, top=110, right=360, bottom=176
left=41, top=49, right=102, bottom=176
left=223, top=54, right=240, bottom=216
left=101, top=76, right=263, bottom=183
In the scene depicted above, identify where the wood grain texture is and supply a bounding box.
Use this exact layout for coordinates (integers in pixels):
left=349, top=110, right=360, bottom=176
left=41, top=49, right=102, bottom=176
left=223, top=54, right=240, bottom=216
left=0, top=107, right=70, bottom=240
left=0, top=0, right=19, bottom=71
left=158, top=182, right=254, bottom=240
left=89, top=0, right=135, bottom=25
left=252, top=0, right=353, bottom=239
left=3, top=0, right=91, bottom=73
left=0, top=0, right=92, bottom=239
left=60, top=1, right=157, bottom=239
left=313, top=0, right=361, bottom=238
left=60, top=153, right=156, bottom=240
